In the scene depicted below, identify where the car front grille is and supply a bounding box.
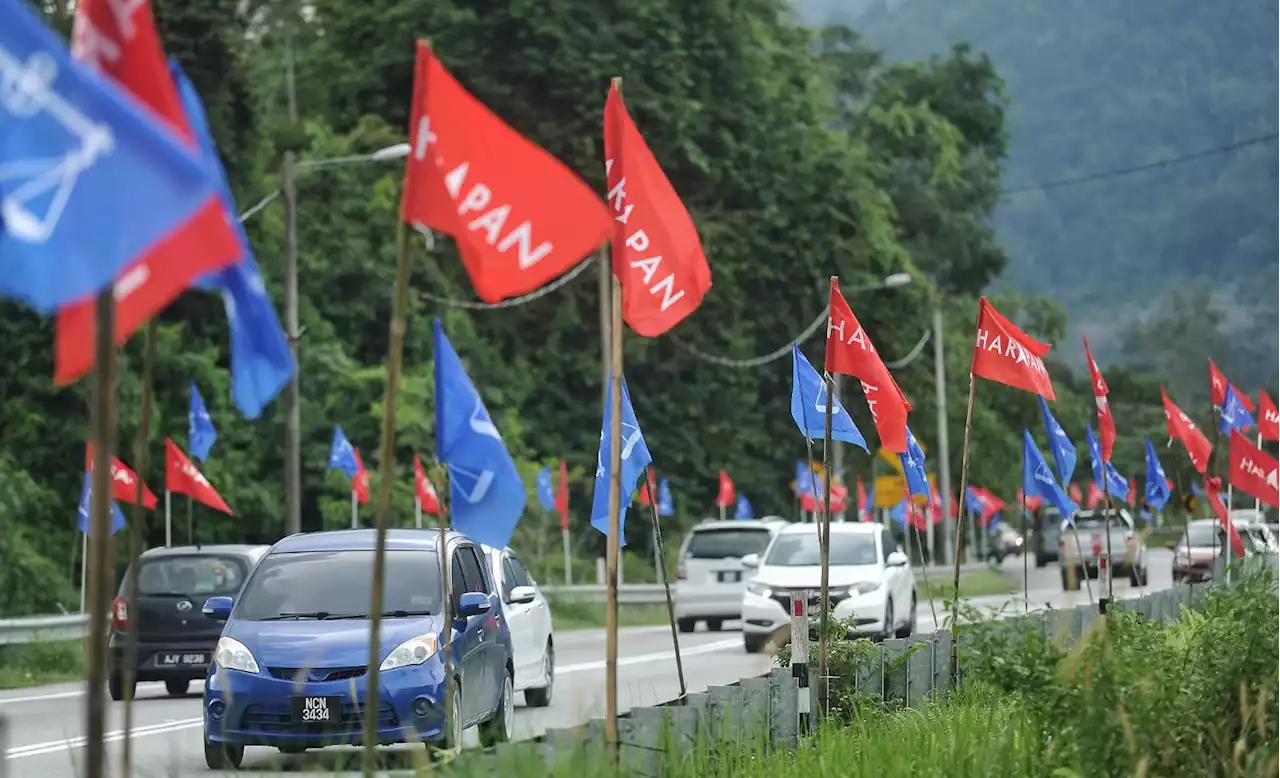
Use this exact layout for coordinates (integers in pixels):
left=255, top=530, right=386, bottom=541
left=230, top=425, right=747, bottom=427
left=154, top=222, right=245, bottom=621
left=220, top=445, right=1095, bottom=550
left=768, top=589, right=848, bottom=613
left=240, top=701, right=396, bottom=734
left=266, top=666, right=366, bottom=683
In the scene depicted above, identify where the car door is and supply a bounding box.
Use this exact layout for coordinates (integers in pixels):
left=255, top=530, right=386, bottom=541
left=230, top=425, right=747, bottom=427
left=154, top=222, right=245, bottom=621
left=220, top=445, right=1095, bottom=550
left=508, top=553, right=550, bottom=683
left=454, top=544, right=499, bottom=719
left=880, top=528, right=908, bottom=625
left=498, top=555, right=536, bottom=687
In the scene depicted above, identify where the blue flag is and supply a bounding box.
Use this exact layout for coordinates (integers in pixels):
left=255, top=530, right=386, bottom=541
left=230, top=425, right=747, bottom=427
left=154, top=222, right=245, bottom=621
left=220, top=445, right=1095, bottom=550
left=795, top=460, right=819, bottom=498
left=1144, top=437, right=1171, bottom=511
left=171, top=63, right=294, bottom=420
left=790, top=344, right=868, bottom=450
left=77, top=471, right=126, bottom=537
left=735, top=495, right=753, bottom=520
left=1219, top=385, right=1256, bottom=435
left=1022, top=429, right=1080, bottom=519
left=1190, top=481, right=1203, bottom=496
left=1038, top=395, right=1077, bottom=485
left=964, top=487, right=987, bottom=515
left=0, top=3, right=217, bottom=313
left=657, top=478, right=674, bottom=517
left=434, top=320, right=526, bottom=549
left=899, top=426, right=929, bottom=499
left=328, top=426, right=358, bottom=477
left=590, top=375, right=653, bottom=546
left=535, top=467, right=556, bottom=511
left=188, top=381, right=217, bottom=462
left=1084, top=423, right=1128, bottom=500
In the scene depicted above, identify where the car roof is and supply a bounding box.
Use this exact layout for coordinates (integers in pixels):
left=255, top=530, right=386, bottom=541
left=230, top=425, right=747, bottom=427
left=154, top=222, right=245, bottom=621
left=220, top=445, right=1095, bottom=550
left=270, top=528, right=468, bottom=554
left=139, top=544, right=270, bottom=559
left=690, top=518, right=788, bottom=532
left=1069, top=508, right=1133, bottom=522
left=778, top=521, right=880, bottom=535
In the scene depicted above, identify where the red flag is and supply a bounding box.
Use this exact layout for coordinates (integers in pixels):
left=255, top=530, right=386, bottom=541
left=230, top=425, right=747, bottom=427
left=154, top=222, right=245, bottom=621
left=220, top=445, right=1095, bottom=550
left=928, top=482, right=943, bottom=523
left=399, top=42, right=611, bottom=303
left=1125, top=478, right=1137, bottom=507
left=603, top=84, right=712, bottom=336
left=1016, top=489, right=1044, bottom=512
left=1083, top=336, right=1116, bottom=462
left=1258, top=391, right=1279, bottom=441
left=84, top=443, right=158, bottom=509
left=970, top=486, right=1006, bottom=526
left=829, top=482, right=848, bottom=513
left=856, top=477, right=869, bottom=521
left=1203, top=477, right=1246, bottom=557
left=636, top=469, right=658, bottom=506
left=1228, top=430, right=1279, bottom=508
left=1162, top=386, right=1211, bottom=474
left=1208, top=359, right=1228, bottom=407
left=56, top=0, right=241, bottom=385
left=1086, top=482, right=1103, bottom=509
left=555, top=459, right=570, bottom=530
left=164, top=439, right=232, bottom=515
left=352, top=449, right=371, bottom=505
left=716, top=470, right=735, bottom=508
left=413, top=453, right=442, bottom=515
left=969, top=298, right=1055, bottom=399
left=1068, top=482, right=1083, bottom=504
left=824, top=279, right=912, bottom=452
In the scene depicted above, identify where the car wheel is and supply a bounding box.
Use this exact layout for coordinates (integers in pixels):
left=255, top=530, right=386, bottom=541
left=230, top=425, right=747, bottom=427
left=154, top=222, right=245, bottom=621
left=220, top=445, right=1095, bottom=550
left=896, top=594, right=916, bottom=638
left=677, top=618, right=696, bottom=634
left=1130, top=565, right=1148, bottom=587
left=523, top=641, right=554, bottom=708
left=478, top=671, right=515, bottom=746
left=1035, top=554, right=1047, bottom=569
left=743, top=633, right=768, bottom=654
left=435, top=682, right=464, bottom=755
left=165, top=679, right=189, bottom=697
left=880, top=599, right=895, bottom=641
left=706, top=619, right=723, bottom=632
left=204, top=737, right=244, bottom=770
left=278, top=745, right=307, bottom=755
left=108, top=673, right=134, bottom=702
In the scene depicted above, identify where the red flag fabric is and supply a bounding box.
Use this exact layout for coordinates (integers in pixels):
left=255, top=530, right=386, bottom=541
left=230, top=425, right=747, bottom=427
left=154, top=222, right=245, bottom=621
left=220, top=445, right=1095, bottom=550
left=969, top=298, right=1055, bottom=399
left=1125, top=478, right=1137, bottom=507
left=1162, top=387, right=1211, bottom=474
left=928, top=482, right=943, bottom=523
left=555, top=459, right=570, bottom=530
left=399, top=41, right=611, bottom=303
left=1208, top=359, right=1255, bottom=412
left=413, top=453, right=442, bottom=515
left=856, top=477, right=869, bottom=521
left=352, top=449, right=371, bottom=505
left=1083, top=336, right=1116, bottom=462
left=1086, top=482, right=1103, bottom=510
left=970, top=486, right=1006, bottom=526
left=55, top=0, right=241, bottom=385
left=84, top=443, right=158, bottom=509
left=824, top=279, right=912, bottom=452
left=1258, top=391, right=1279, bottom=441
left=1228, top=430, right=1279, bottom=509
left=1068, top=482, right=1083, bottom=504
left=603, top=84, right=712, bottom=337
left=1203, top=476, right=1246, bottom=557
left=637, top=469, right=658, bottom=506
left=829, top=482, right=848, bottom=513
left=163, top=439, right=232, bottom=515
left=716, top=470, right=735, bottom=508
left=1016, top=489, right=1044, bottom=512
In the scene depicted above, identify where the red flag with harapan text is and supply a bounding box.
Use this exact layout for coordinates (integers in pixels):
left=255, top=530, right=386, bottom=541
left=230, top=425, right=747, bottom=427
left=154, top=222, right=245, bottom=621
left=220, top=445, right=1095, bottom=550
left=603, top=83, right=712, bottom=337
left=414, top=453, right=442, bottom=515
left=555, top=459, right=570, bottom=530
left=825, top=279, right=911, bottom=452
left=84, top=443, right=158, bottom=509
left=399, top=41, right=611, bottom=303
left=1258, top=391, right=1279, bottom=441
left=969, top=298, right=1055, bottom=399
left=1162, top=387, right=1211, bottom=474
left=56, top=0, right=240, bottom=384
left=716, top=470, right=735, bottom=508
left=1208, top=359, right=1255, bottom=412
left=1202, top=477, right=1246, bottom=556
left=1083, top=336, right=1116, bottom=462
left=1228, top=430, right=1279, bottom=509
left=164, top=439, right=232, bottom=515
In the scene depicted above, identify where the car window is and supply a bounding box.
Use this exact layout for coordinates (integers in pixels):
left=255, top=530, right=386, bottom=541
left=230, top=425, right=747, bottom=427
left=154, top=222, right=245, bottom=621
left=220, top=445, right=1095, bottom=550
left=455, top=545, right=489, bottom=595
left=764, top=533, right=878, bottom=566
left=500, top=558, right=521, bottom=598
left=234, top=550, right=441, bottom=620
left=507, top=554, right=534, bottom=587
left=880, top=529, right=897, bottom=560
left=1072, top=515, right=1130, bottom=531
left=126, top=555, right=246, bottom=598
left=1183, top=525, right=1225, bottom=548
left=685, top=528, right=773, bottom=559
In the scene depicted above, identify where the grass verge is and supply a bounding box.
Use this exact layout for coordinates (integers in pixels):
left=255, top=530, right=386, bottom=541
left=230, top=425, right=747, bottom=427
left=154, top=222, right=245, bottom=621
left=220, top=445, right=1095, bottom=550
left=0, top=639, right=83, bottom=690
left=548, top=598, right=671, bottom=631
left=915, top=566, right=1016, bottom=600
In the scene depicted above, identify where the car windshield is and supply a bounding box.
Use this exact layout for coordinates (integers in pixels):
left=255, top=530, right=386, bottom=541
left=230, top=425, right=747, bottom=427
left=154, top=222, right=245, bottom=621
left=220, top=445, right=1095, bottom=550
left=685, top=528, right=773, bottom=560
left=764, top=533, right=878, bottom=567
left=1072, top=515, right=1129, bottom=531
left=1183, top=525, right=1225, bottom=548
left=125, top=555, right=246, bottom=598
left=234, top=550, right=442, bottom=621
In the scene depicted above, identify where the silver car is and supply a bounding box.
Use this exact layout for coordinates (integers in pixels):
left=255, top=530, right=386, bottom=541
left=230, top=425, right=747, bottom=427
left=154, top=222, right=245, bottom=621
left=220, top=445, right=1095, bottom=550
left=1059, top=508, right=1148, bottom=589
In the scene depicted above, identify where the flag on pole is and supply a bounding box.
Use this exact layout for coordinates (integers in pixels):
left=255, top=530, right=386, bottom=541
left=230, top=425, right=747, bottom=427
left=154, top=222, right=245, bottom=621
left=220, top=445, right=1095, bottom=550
left=555, top=459, right=570, bottom=528
left=825, top=279, right=911, bottom=452
left=1161, top=387, right=1211, bottom=474
left=1144, top=437, right=1171, bottom=511
left=327, top=426, right=359, bottom=477
left=589, top=375, right=652, bottom=546
left=1022, top=430, right=1080, bottom=518
left=1202, top=477, right=1246, bottom=556
left=899, top=426, right=929, bottom=499
left=188, top=380, right=216, bottom=462
left=351, top=448, right=370, bottom=505
left=716, top=470, right=735, bottom=508
left=535, top=467, right=556, bottom=511
left=1082, top=336, right=1116, bottom=462
left=1037, top=395, right=1077, bottom=485
left=791, top=343, right=868, bottom=450
left=969, top=298, right=1055, bottom=399
left=1208, top=359, right=1255, bottom=412
left=1084, top=423, right=1129, bottom=500
left=84, top=443, right=157, bottom=508
left=735, top=495, right=753, bottom=520
left=1228, top=430, right=1279, bottom=509
left=1219, top=385, right=1256, bottom=435
left=77, top=471, right=126, bottom=536
left=413, top=453, right=442, bottom=515
left=656, top=478, right=674, bottom=518
left=164, top=438, right=232, bottom=514
left=1258, top=391, right=1279, bottom=441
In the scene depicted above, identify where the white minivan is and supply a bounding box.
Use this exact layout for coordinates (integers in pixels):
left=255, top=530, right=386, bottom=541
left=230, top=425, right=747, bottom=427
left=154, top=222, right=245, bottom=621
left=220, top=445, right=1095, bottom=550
left=674, top=518, right=788, bottom=633
left=483, top=545, right=555, bottom=707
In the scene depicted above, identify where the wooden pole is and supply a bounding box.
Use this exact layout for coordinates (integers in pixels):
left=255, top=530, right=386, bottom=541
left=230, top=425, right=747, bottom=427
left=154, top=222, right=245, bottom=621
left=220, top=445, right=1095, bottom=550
left=643, top=470, right=686, bottom=699
left=1021, top=443, right=1029, bottom=613
left=434, top=462, right=454, bottom=751
left=361, top=221, right=413, bottom=776
left=604, top=265, right=624, bottom=747
left=948, top=373, right=977, bottom=685
left=816, top=368, right=834, bottom=715
left=187, top=495, right=194, bottom=546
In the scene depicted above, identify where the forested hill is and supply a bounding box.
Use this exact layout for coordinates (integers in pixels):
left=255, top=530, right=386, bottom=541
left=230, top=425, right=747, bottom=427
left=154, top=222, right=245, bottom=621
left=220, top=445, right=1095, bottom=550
left=800, top=0, right=1279, bottom=391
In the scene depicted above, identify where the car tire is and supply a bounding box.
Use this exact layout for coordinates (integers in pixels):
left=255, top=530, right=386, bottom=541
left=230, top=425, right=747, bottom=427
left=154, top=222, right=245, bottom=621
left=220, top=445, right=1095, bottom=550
left=108, top=672, right=134, bottom=702
left=1130, top=565, right=1149, bottom=587
left=1035, top=554, right=1047, bottom=569
left=1061, top=568, right=1080, bottom=592
left=523, top=641, right=554, bottom=708
left=165, top=679, right=189, bottom=697
left=706, top=619, right=723, bottom=632
left=895, top=594, right=916, bottom=638
left=204, top=737, right=244, bottom=770
left=278, top=745, right=307, bottom=755
left=434, top=682, right=464, bottom=755
left=478, top=670, right=515, bottom=747
left=880, top=599, right=895, bottom=641
left=677, top=618, right=696, bottom=634
left=743, top=633, right=768, bottom=654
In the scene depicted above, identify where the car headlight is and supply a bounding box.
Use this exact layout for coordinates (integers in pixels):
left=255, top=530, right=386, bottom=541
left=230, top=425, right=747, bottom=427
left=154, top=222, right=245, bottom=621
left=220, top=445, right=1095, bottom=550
left=847, top=581, right=883, bottom=595
left=745, top=581, right=772, bottom=598
left=380, top=633, right=441, bottom=672
left=214, top=636, right=260, bottom=674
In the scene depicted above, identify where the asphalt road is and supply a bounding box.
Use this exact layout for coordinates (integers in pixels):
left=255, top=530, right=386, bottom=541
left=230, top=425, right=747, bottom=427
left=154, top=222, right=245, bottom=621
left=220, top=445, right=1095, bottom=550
left=1, top=550, right=1175, bottom=778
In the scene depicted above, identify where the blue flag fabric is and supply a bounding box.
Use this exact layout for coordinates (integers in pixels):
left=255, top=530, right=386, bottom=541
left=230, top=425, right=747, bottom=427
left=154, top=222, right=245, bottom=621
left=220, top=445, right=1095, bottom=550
left=887, top=499, right=907, bottom=528
left=899, top=426, right=929, bottom=499
left=434, top=320, right=526, bottom=549
left=171, top=63, right=294, bottom=420
left=77, top=471, right=126, bottom=536
left=1144, top=437, right=1171, bottom=511
left=1038, top=396, right=1077, bottom=485
left=1084, top=424, right=1129, bottom=500
left=790, top=344, right=868, bottom=450
left=188, top=381, right=217, bottom=462
left=1022, top=429, right=1080, bottom=519
left=794, top=460, right=819, bottom=498
left=590, top=375, right=653, bottom=546
left=0, top=1, right=217, bottom=313
left=657, top=478, right=674, bottom=517
left=535, top=467, right=556, bottom=511
left=328, top=426, right=358, bottom=477
left=1218, top=385, right=1256, bottom=435
left=964, top=487, right=986, bottom=515
left=735, top=495, right=753, bottom=520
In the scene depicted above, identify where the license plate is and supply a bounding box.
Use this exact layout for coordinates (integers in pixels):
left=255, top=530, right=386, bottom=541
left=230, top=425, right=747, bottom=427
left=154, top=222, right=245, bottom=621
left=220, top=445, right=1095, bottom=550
left=157, top=652, right=207, bottom=667
left=292, top=695, right=340, bottom=723
left=717, top=571, right=742, bottom=583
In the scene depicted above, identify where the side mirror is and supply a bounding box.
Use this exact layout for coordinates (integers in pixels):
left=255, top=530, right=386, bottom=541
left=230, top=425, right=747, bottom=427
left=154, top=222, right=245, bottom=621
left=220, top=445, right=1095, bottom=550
left=1165, top=541, right=1177, bottom=551
left=740, top=553, right=760, bottom=569
left=507, top=585, right=537, bottom=605
left=202, top=596, right=234, bottom=621
left=886, top=551, right=908, bottom=567
left=457, top=591, right=491, bottom=618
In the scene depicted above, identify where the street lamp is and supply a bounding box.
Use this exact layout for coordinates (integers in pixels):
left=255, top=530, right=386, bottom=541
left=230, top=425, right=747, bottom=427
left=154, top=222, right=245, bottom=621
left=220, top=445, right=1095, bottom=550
left=882, top=272, right=912, bottom=288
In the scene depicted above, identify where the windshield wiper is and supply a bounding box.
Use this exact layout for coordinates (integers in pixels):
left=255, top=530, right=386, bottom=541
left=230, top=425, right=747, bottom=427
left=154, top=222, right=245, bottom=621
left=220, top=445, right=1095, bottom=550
left=260, top=611, right=362, bottom=621
left=380, top=609, right=435, bottom=618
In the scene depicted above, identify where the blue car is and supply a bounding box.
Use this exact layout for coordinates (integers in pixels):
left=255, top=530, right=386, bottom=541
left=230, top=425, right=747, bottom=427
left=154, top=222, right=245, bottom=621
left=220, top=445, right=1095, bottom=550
left=200, top=529, right=515, bottom=769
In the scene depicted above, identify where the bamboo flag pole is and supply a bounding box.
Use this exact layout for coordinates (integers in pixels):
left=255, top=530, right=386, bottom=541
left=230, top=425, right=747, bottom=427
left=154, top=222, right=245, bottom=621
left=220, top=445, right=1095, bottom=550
left=361, top=221, right=414, bottom=777
left=433, top=461, right=455, bottom=751
left=816, top=367, right=835, bottom=716
left=948, top=373, right=977, bottom=685
left=643, top=469, right=686, bottom=699
left=1020, top=452, right=1029, bottom=613
left=1100, top=479, right=1116, bottom=607
left=604, top=264, right=624, bottom=748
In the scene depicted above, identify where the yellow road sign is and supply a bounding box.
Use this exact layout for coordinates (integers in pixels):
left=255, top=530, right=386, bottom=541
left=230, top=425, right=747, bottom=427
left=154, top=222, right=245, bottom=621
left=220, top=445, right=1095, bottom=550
left=873, top=474, right=936, bottom=509
left=876, top=441, right=927, bottom=473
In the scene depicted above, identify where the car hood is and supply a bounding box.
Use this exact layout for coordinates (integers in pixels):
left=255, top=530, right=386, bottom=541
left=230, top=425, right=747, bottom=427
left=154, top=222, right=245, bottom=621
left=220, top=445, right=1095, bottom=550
left=226, top=615, right=444, bottom=668
left=754, top=564, right=884, bottom=590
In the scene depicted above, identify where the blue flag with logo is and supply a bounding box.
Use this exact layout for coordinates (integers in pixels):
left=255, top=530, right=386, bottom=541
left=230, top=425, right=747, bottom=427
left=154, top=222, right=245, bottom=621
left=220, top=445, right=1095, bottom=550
left=188, top=381, right=217, bottom=462
left=434, top=320, right=526, bottom=549
left=590, top=375, right=653, bottom=546
left=899, top=426, right=929, bottom=499
left=0, top=1, right=216, bottom=313
left=1219, top=385, right=1256, bottom=435
left=1022, top=429, right=1080, bottom=518
left=172, top=62, right=294, bottom=420
left=77, top=471, right=126, bottom=536
left=1084, top=423, right=1128, bottom=500
left=1144, top=437, right=1171, bottom=511
left=327, top=426, right=359, bottom=477
left=735, top=495, right=753, bottom=520
left=1038, top=395, right=1077, bottom=485
left=657, top=478, right=674, bottom=517
left=790, top=344, right=867, bottom=450
left=535, top=467, right=556, bottom=511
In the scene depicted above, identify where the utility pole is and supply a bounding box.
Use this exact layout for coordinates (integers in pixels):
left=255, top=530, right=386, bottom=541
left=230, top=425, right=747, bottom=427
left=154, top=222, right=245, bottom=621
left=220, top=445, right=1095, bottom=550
left=932, top=304, right=953, bottom=564
left=282, top=25, right=302, bottom=537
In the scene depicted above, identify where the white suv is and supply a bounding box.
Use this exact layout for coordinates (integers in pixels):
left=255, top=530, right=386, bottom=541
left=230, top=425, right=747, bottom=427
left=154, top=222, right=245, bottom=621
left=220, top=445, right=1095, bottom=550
left=674, top=518, right=787, bottom=632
